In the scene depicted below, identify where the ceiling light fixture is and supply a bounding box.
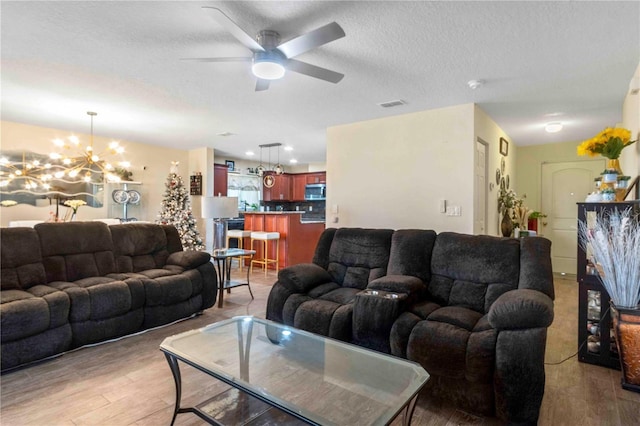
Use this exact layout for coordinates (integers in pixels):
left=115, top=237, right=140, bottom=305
left=467, top=80, right=484, bottom=90
left=49, top=111, right=130, bottom=183
left=289, top=159, right=298, bottom=164
left=545, top=122, right=563, bottom=133
left=284, top=146, right=293, bottom=152
left=257, top=143, right=284, bottom=175
left=252, top=51, right=286, bottom=80
left=245, top=151, right=255, bottom=156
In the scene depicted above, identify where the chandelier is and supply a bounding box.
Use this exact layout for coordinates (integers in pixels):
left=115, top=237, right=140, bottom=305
left=48, top=111, right=130, bottom=183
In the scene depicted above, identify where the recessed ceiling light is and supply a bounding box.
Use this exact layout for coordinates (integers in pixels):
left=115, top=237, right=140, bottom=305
left=467, top=80, right=484, bottom=90
left=245, top=151, right=255, bottom=156
left=284, top=146, right=293, bottom=151
left=289, top=159, right=297, bottom=164
left=545, top=122, right=563, bottom=133
left=217, top=131, right=235, bottom=137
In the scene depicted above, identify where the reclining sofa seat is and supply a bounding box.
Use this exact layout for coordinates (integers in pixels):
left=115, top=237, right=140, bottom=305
left=0, top=227, right=72, bottom=369
left=267, top=228, right=394, bottom=341
left=266, top=228, right=554, bottom=425
left=1, top=222, right=217, bottom=371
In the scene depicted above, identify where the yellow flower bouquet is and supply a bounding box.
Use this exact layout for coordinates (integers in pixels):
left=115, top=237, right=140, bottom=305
left=577, top=127, right=636, bottom=159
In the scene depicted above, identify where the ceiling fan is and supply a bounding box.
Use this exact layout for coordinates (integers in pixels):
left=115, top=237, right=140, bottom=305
left=186, top=7, right=346, bottom=91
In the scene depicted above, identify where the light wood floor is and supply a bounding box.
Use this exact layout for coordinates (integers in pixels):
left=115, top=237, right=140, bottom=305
left=1, top=273, right=639, bottom=425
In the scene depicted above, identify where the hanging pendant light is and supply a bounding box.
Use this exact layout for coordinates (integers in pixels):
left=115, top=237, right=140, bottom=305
left=256, top=145, right=265, bottom=177
left=274, top=144, right=284, bottom=175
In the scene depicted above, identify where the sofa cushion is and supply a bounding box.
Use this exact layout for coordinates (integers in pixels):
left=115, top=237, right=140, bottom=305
left=49, top=277, right=135, bottom=321
left=387, top=229, right=437, bottom=282
left=318, top=287, right=361, bottom=305
left=36, top=222, right=117, bottom=282
left=327, top=228, right=393, bottom=289
left=110, top=223, right=173, bottom=272
left=430, top=233, right=521, bottom=313
left=1, top=227, right=46, bottom=290
left=0, top=286, right=70, bottom=343
left=407, top=306, right=496, bottom=382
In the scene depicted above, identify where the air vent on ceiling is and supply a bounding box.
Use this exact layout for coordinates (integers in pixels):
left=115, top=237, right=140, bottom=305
left=378, top=99, right=406, bottom=108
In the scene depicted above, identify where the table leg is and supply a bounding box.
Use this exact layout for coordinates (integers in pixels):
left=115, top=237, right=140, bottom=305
left=246, top=253, right=255, bottom=300
left=164, top=352, right=183, bottom=426
left=402, top=393, right=419, bottom=426
left=215, top=258, right=225, bottom=308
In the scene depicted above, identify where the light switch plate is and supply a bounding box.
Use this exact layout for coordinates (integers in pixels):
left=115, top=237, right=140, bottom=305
left=439, top=199, right=446, bottom=213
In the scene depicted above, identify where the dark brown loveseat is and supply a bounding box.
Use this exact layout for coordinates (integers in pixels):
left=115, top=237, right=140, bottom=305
left=1, top=222, right=217, bottom=371
left=266, top=228, right=554, bottom=425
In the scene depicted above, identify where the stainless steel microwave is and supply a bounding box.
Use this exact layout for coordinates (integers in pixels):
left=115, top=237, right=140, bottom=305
left=305, top=183, right=326, bottom=200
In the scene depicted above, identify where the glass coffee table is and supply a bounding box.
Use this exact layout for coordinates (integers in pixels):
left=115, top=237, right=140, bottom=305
left=160, top=316, right=429, bottom=425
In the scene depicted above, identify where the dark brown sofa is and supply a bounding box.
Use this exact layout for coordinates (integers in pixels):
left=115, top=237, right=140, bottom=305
left=266, top=228, right=554, bottom=425
left=1, top=222, right=217, bottom=371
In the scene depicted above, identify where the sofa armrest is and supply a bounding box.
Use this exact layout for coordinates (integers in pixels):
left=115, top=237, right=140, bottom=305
left=166, top=250, right=211, bottom=269
left=277, top=263, right=332, bottom=293
left=367, top=275, right=425, bottom=295
left=488, top=289, right=554, bottom=330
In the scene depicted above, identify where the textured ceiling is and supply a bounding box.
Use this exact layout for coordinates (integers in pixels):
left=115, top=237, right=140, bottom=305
left=2, top=1, right=639, bottom=165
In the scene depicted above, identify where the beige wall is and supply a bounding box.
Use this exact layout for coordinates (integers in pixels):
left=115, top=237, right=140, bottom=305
left=474, top=105, right=517, bottom=235
left=327, top=103, right=480, bottom=232
left=0, top=120, right=189, bottom=226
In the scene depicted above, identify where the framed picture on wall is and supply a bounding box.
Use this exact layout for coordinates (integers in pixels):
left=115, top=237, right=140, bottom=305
left=225, top=160, right=235, bottom=171
left=500, top=138, right=509, bottom=156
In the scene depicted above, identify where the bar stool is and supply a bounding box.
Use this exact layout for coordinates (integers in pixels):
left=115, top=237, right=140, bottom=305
left=250, top=231, right=280, bottom=276
left=226, top=230, right=252, bottom=270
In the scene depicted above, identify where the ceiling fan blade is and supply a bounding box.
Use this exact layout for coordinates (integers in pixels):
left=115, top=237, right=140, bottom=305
left=181, top=57, right=252, bottom=62
left=286, top=59, right=344, bottom=84
left=277, top=22, right=345, bottom=58
left=202, top=7, right=264, bottom=52
left=255, top=79, right=270, bottom=92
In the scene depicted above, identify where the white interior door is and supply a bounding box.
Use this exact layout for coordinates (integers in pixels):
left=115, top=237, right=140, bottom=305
left=541, top=160, right=604, bottom=274
left=474, top=140, right=487, bottom=234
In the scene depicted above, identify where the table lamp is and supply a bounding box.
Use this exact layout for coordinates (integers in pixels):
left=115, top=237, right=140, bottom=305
left=201, top=196, right=238, bottom=253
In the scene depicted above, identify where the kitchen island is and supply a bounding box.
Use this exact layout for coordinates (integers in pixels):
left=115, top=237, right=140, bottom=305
left=243, top=212, right=325, bottom=270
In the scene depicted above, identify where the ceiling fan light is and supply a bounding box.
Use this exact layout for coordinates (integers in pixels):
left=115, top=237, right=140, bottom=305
left=252, top=60, right=285, bottom=80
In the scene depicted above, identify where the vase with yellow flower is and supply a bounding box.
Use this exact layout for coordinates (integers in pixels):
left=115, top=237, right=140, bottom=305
left=577, top=127, right=636, bottom=200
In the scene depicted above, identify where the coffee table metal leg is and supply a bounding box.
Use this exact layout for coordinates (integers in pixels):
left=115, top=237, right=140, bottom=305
left=164, top=352, right=183, bottom=426
left=246, top=253, right=254, bottom=300
left=401, top=393, right=419, bottom=426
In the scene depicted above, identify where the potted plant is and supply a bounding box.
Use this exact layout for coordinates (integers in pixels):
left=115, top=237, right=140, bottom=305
left=578, top=208, right=640, bottom=392
left=601, top=187, right=616, bottom=202
left=601, top=168, right=619, bottom=183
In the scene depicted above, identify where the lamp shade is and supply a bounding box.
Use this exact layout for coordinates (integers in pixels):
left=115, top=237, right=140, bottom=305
left=201, top=196, right=238, bottom=219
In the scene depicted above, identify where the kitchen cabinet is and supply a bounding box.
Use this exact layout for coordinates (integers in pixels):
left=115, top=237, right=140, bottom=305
left=306, top=172, right=326, bottom=184
left=292, top=174, right=307, bottom=201
left=576, top=201, right=640, bottom=369
left=214, top=164, right=228, bottom=196
left=262, top=172, right=291, bottom=201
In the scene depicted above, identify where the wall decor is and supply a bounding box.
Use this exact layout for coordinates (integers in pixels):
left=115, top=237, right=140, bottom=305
left=500, top=137, right=509, bottom=156
left=506, top=175, right=510, bottom=189
left=501, top=157, right=505, bottom=174
left=496, top=168, right=501, bottom=184
left=225, top=160, right=235, bottom=171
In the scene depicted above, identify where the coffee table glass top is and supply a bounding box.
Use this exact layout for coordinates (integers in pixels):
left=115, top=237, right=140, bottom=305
left=160, top=316, right=429, bottom=425
left=211, top=248, right=255, bottom=258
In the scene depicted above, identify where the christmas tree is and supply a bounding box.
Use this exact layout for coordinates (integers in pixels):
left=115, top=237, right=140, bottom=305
left=157, top=162, right=204, bottom=251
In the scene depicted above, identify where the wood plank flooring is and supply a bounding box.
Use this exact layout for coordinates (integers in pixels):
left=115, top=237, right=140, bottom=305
left=1, top=273, right=639, bottom=425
